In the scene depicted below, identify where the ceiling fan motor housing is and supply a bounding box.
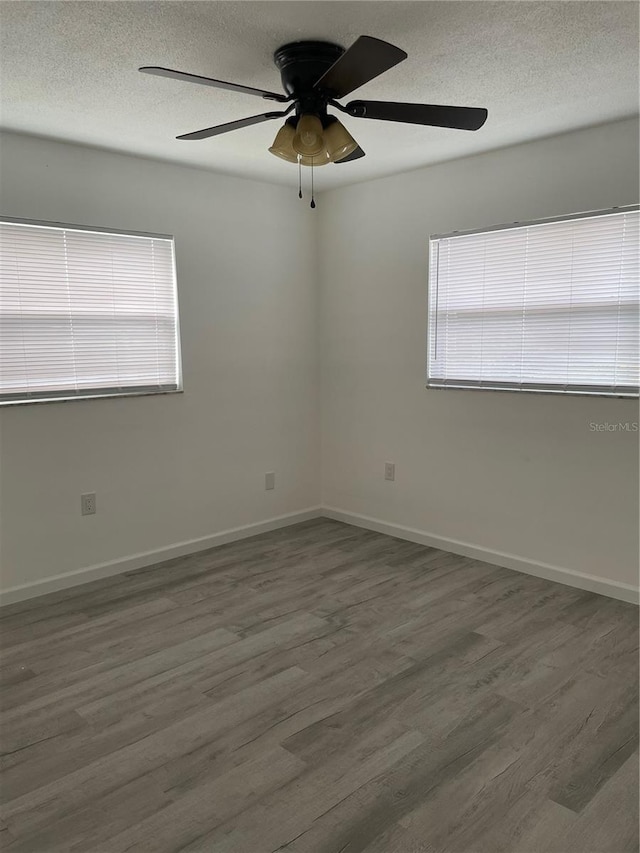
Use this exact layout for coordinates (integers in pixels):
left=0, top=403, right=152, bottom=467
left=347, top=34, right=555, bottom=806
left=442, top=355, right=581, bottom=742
left=274, top=41, right=344, bottom=114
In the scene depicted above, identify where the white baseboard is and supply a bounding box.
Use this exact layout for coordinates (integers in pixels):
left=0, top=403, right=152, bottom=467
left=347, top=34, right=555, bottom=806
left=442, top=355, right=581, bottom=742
left=0, top=507, right=323, bottom=607
left=4, top=504, right=637, bottom=607
left=322, top=507, right=639, bottom=605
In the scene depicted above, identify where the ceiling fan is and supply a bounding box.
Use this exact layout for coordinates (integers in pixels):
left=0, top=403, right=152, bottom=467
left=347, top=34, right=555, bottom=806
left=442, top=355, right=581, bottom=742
left=140, top=35, right=487, bottom=156
left=140, top=36, right=487, bottom=203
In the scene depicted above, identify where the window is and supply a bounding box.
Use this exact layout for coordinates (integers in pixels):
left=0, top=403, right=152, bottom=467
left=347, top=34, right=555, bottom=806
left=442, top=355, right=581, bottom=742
left=0, top=218, right=181, bottom=405
left=427, top=207, right=639, bottom=397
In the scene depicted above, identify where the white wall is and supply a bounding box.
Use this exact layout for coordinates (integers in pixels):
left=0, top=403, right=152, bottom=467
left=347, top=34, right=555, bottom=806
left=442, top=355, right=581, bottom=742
left=320, top=118, right=639, bottom=592
left=0, top=132, right=320, bottom=596
left=2, top=119, right=639, bottom=603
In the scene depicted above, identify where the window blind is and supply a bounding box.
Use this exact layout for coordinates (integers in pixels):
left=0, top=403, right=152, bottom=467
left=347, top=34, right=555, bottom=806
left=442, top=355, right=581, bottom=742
left=0, top=218, right=181, bottom=404
left=427, top=207, right=639, bottom=397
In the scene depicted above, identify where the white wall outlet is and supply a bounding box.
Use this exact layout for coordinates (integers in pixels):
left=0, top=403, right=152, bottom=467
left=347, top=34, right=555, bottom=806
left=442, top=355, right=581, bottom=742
left=384, top=462, right=395, bottom=482
left=265, top=472, right=275, bottom=491
left=81, top=493, right=96, bottom=515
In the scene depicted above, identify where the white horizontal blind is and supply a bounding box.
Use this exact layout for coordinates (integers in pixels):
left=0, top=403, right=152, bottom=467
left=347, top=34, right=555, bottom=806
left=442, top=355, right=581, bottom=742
left=428, top=208, right=640, bottom=396
left=0, top=219, right=181, bottom=404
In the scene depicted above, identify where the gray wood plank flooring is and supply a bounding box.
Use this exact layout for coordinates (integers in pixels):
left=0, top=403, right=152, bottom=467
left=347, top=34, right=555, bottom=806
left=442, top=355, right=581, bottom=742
left=0, top=518, right=637, bottom=852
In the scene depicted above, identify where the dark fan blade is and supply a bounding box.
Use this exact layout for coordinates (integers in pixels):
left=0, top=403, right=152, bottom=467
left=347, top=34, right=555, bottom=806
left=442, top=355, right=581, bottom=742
left=314, top=36, right=406, bottom=99
left=334, top=145, right=366, bottom=163
left=177, top=111, right=289, bottom=140
left=344, top=100, right=488, bottom=130
left=139, top=66, right=288, bottom=102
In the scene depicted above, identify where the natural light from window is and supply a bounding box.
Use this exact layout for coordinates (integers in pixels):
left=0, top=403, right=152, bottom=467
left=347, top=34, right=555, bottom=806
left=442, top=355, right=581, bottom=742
left=427, top=207, right=639, bottom=397
left=0, top=218, right=182, bottom=405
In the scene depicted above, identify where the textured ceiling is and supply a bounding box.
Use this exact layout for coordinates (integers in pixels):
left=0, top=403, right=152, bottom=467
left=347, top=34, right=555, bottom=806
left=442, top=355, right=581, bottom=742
left=0, top=1, right=638, bottom=190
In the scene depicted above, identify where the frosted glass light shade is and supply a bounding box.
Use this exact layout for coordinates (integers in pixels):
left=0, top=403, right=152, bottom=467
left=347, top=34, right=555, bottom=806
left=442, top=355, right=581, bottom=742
left=268, top=116, right=340, bottom=167
left=324, top=119, right=358, bottom=162
left=293, top=115, right=324, bottom=156
left=268, top=120, right=298, bottom=163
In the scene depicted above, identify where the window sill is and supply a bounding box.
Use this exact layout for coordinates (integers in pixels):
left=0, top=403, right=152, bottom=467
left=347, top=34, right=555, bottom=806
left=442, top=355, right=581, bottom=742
left=0, top=389, right=184, bottom=408
left=425, top=383, right=638, bottom=399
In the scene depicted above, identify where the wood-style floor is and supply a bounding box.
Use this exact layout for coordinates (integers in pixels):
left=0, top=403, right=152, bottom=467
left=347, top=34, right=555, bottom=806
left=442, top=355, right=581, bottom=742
left=0, top=518, right=638, bottom=853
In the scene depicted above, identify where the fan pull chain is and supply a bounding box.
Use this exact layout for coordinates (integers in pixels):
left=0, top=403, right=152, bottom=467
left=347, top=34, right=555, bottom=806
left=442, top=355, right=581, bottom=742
left=310, top=159, right=316, bottom=209
left=298, top=155, right=302, bottom=199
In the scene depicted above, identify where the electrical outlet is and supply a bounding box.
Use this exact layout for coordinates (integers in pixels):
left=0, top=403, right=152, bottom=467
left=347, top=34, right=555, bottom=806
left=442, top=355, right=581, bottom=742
left=265, top=472, right=275, bottom=491
left=81, top=493, right=96, bottom=515
left=384, top=462, right=395, bottom=481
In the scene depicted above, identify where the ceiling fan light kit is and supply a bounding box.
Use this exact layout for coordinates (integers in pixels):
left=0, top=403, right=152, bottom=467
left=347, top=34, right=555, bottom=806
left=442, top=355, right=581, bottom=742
left=269, top=114, right=358, bottom=167
left=139, top=34, right=488, bottom=207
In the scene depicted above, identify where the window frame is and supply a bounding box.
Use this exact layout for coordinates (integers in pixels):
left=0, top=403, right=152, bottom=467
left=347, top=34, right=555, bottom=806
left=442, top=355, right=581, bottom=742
left=0, top=216, right=183, bottom=407
left=426, top=205, right=640, bottom=399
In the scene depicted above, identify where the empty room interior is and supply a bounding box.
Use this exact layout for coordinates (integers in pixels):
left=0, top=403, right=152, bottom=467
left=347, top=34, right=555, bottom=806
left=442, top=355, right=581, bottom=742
left=0, top=1, right=639, bottom=851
